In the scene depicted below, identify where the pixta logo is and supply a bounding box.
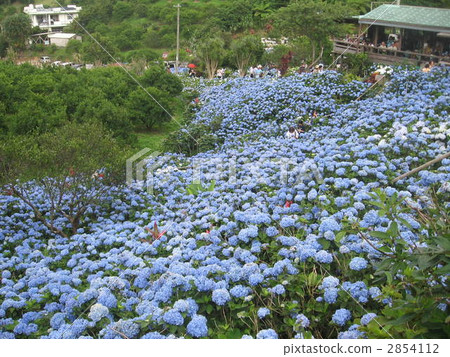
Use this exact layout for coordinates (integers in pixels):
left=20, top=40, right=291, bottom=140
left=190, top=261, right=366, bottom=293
left=126, top=149, right=170, bottom=194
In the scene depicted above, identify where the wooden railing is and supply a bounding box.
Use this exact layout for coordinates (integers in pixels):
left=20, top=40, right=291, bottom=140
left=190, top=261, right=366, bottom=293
left=332, top=40, right=447, bottom=65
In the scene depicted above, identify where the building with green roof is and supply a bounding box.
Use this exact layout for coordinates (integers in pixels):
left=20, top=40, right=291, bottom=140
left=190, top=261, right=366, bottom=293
left=358, top=4, right=449, bottom=55
left=358, top=4, right=450, bottom=34
left=333, top=4, right=450, bottom=66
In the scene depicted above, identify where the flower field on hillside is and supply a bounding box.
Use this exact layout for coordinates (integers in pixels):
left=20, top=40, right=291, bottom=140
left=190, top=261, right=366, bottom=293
left=0, top=68, right=449, bottom=339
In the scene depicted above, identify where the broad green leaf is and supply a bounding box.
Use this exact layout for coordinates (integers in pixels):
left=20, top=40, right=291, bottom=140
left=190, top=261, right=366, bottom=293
left=369, top=231, right=391, bottom=239
left=387, top=221, right=399, bottom=236
left=335, top=231, right=346, bottom=243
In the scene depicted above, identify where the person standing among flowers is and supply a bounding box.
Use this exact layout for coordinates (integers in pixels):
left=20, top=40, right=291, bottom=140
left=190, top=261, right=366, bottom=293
left=286, top=126, right=299, bottom=139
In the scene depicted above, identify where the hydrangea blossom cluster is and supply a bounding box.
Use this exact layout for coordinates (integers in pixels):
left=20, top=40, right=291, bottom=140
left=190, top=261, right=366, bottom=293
left=0, top=68, right=449, bottom=339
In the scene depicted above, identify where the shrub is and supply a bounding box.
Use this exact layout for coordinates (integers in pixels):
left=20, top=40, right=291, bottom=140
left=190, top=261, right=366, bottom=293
left=0, top=121, right=130, bottom=238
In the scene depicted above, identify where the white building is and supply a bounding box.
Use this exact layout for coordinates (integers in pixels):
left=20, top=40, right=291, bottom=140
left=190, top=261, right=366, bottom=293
left=48, top=33, right=81, bottom=47
left=23, top=4, right=82, bottom=32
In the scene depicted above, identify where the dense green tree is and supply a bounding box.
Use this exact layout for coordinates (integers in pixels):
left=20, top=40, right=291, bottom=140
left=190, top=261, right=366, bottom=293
left=218, top=0, right=254, bottom=32
left=80, top=33, right=118, bottom=64
left=194, top=37, right=227, bottom=79
left=0, top=106, right=6, bottom=135
left=10, top=94, right=67, bottom=135
left=65, top=38, right=83, bottom=56
left=112, top=1, right=135, bottom=21
left=0, top=33, right=8, bottom=57
left=1, top=13, right=31, bottom=51
left=73, top=97, right=135, bottom=144
left=124, top=48, right=159, bottom=63
left=231, top=35, right=264, bottom=76
left=140, top=66, right=183, bottom=96
left=75, top=0, right=115, bottom=32
left=112, top=24, right=145, bottom=51
left=262, top=44, right=291, bottom=66
left=273, top=0, right=347, bottom=62
left=127, top=87, right=174, bottom=129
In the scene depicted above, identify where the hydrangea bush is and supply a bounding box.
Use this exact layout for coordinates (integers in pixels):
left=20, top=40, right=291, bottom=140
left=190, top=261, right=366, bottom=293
left=0, top=68, right=449, bottom=339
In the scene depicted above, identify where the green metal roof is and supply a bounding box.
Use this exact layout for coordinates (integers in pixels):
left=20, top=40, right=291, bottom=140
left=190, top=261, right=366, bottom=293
left=358, top=5, right=450, bottom=33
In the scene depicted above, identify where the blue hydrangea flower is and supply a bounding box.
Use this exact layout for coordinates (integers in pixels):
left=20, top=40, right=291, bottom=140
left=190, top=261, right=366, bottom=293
left=257, top=307, right=270, bottom=319
left=338, top=324, right=365, bottom=339
left=349, top=257, right=368, bottom=271
left=256, top=329, right=278, bottom=339
left=295, top=314, right=310, bottom=328
left=324, top=288, right=339, bottom=303
left=50, top=313, right=66, bottom=330
left=361, top=313, right=377, bottom=326
left=369, top=287, right=382, bottom=299
left=269, top=284, right=286, bottom=295
left=88, top=303, right=109, bottom=322
left=248, top=273, right=264, bottom=286
left=332, top=308, right=352, bottom=326
left=110, top=320, right=140, bottom=339
left=186, top=315, right=208, bottom=338
left=315, top=250, right=333, bottom=264
left=266, top=226, right=279, bottom=237
left=163, top=309, right=184, bottom=326
left=319, top=218, right=341, bottom=233
left=320, top=276, right=340, bottom=289
left=230, top=285, right=251, bottom=298
left=212, top=289, right=231, bottom=306
left=280, top=216, right=296, bottom=228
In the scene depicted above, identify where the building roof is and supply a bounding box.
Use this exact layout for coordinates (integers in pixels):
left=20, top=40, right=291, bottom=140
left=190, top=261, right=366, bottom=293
left=358, top=5, right=450, bottom=33
left=47, top=33, right=78, bottom=39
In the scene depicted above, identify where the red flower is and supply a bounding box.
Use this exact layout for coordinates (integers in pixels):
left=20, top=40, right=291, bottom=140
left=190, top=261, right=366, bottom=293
left=284, top=200, right=293, bottom=208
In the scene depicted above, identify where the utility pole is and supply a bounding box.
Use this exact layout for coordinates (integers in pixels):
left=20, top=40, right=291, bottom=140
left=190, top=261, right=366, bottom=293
left=174, top=4, right=181, bottom=74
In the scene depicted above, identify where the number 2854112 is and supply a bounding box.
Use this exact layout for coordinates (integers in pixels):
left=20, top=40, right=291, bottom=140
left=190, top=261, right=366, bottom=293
left=387, top=344, right=439, bottom=354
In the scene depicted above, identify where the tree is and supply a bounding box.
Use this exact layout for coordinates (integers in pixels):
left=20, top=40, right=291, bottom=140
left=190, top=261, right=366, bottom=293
left=218, top=0, right=254, bottom=32
left=10, top=95, right=67, bottom=135
left=80, top=33, right=117, bottom=64
left=74, top=97, right=135, bottom=144
left=262, top=44, right=291, bottom=67
left=1, top=13, right=31, bottom=51
left=112, top=1, right=135, bottom=21
left=0, top=121, right=129, bottom=238
left=0, top=33, right=8, bottom=57
left=195, top=37, right=226, bottom=80
left=140, top=66, right=183, bottom=96
left=127, top=87, right=174, bottom=129
left=273, top=0, right=347, bottom=64
left=231, top=35, right=264, bottom=77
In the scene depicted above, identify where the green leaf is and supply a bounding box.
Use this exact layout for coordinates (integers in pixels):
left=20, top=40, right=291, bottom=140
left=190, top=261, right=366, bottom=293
left=335, top=231, right=346, bottom=243
left=387, top=313, right=416, bottom=326
left=435, top=237, right=450, bottom=251
left=387, top=221, right=399, bottom=236
left=318, top=238, right=330, bottom=250
left=368, top=200, right=384, bottom=209
left=385, top=271, right=393, bottom=284
left=369, top=231, right=391, bottom=239
left=378, top=246, right=393, bottom=253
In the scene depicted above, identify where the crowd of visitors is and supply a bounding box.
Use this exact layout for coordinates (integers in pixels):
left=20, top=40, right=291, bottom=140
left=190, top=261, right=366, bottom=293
left=248, top=65, right=281, bottom=78
left=341, top=34, right=447, bottom=59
